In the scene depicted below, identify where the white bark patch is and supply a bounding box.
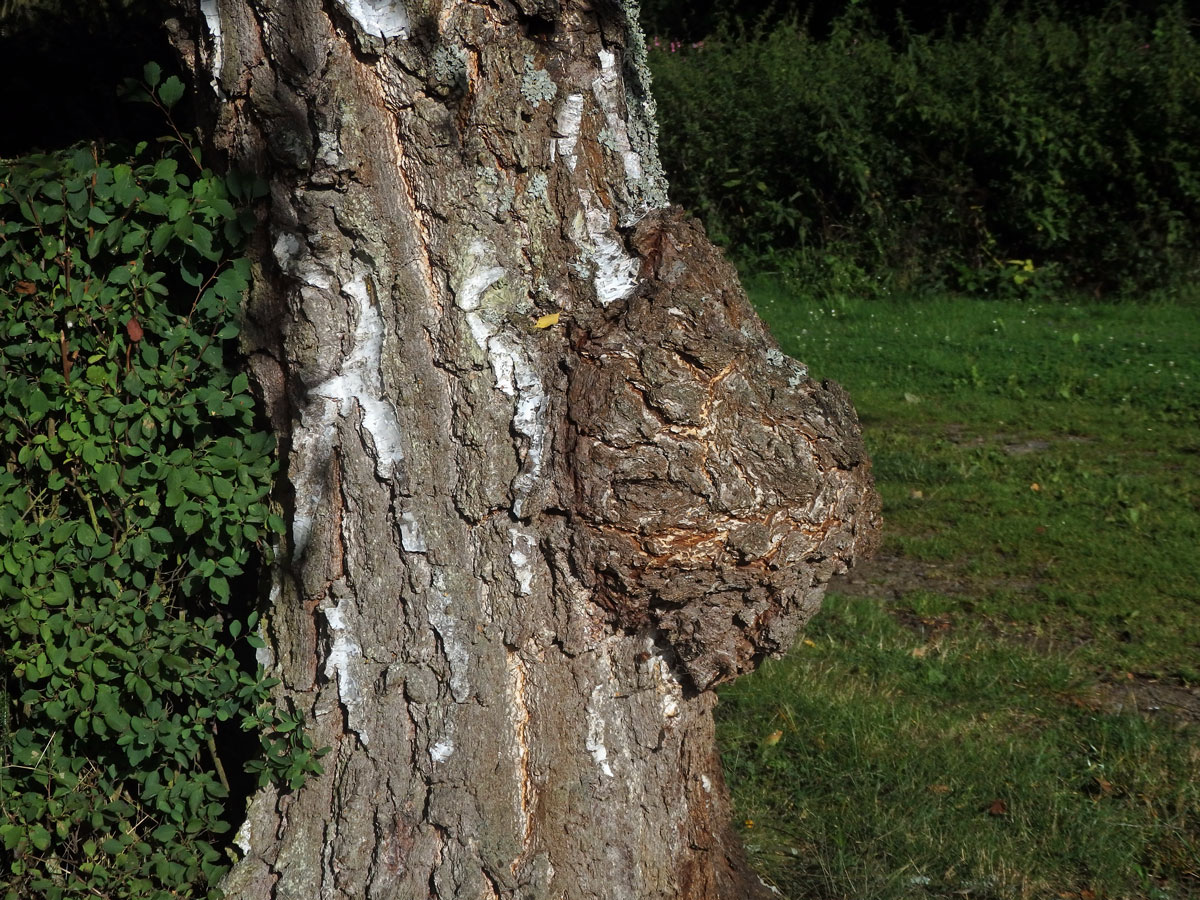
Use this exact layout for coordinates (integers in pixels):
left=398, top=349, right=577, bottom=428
left=429, top=738, right=455, bottom=764
left=323, top=594, right=368, bottom=745
left=290, top=269, right=405, bottom=560
left=256, top=578, right=279, bottom=671
left=430, top=575, right=471, bottom=703
left=700, top=774, right=713, bottom=793
left=592, top=50, right=645, bottom=187
left=455, top=242, right=507, bottom=315
left=508, top=527, right=536, bottom=596
left=399, top=511, right=427, bottom=553
left=490, top=334, right=548, bottom=518
left=271, top=232, right=303, bottom=276
left=572, top=190, right=639, bottom=306
left=647, top=646, right=684, bottom=721
left=306, top=276, right=406, bottom=479
left=199, top=0, right=224, bottom=97
left=506, top=650, right=534, bottom=857
left=233, top=817, right=252, bottom=856
left=585, top=685, right=615, bottom=778
left=552, top=93, right=585, bottom=172
left=317, top=129, right=343, bottom=169
left=453, top=244, right=548, bottom=517
left=455, top=241, right=506, bottom=355
left=334, top=0, right=409, bottom=39
left=290, top=415, right=336, bottom=561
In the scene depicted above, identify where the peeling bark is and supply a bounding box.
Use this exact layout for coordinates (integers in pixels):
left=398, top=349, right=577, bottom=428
left=169, top=2, right=879, bottom=898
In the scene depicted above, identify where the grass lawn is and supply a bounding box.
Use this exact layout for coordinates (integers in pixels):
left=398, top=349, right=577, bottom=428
left=719, top=282, right=1200, bottom=899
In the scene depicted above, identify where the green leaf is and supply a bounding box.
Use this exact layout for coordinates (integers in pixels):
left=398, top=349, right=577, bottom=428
left=159, top=76, right=185, bottom=109
left=131, top=534, right=152, bottom=561
left=143, top=61, right=162, bottom=88
left=26, top=388, right=51, bottom=416
left=212, top=476, right=234, bottom=499
left=30, top=825, right=52, bottom=851
left=81, top=441, right=104, bottom=466
left=96, top=463, right=119, bottom=493
left=141, top=194, right=169, bottom=217
left=153, top=158, right=178, bottom=182
left=132, top=677, right=152, bottom=704
left=179, top=510, right=204, bottom=535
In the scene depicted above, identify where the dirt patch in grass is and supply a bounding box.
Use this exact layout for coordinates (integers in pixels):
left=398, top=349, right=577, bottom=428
left=832, top=552, right=980, bottom=601
left=829, top=556, right=1200, bottom=725
left=1090, top=676, right=1200, bottom=722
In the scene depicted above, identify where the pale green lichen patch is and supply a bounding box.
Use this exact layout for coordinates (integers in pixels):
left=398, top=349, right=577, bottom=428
left=526, top=172, right=549, bottom=201
left=431, top=42, right=468, bottom=94
left=521, top=55, right=558, bottom=107
left=617, top=0, right=670, bottom=213
left=597, top=126, right=619, bottom=153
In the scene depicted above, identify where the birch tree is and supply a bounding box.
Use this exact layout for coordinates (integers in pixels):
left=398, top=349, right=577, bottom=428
left=166, top=2, right=880, bottom=896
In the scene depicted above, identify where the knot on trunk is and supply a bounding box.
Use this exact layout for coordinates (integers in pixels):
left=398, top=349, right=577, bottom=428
left=566, top=210, right=880, bottom=690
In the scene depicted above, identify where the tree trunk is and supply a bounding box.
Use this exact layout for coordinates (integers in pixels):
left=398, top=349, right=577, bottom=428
left=168, top=3, right=879, bottom=898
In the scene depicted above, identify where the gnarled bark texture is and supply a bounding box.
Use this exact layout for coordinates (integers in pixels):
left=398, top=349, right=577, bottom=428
left=170, top=2, right=879, bottom=898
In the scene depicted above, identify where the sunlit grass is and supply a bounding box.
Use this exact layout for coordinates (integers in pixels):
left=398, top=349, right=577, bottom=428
left=719, top=283, right=1200, bottom=899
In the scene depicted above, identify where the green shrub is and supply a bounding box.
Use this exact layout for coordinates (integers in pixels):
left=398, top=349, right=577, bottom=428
left=650, top=3, right=1200, bottom=297
left=0, top=68, right=321, bottom=900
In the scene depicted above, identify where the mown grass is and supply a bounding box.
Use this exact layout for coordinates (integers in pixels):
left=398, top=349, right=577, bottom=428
left=718, top=282, right=1200, bottom=899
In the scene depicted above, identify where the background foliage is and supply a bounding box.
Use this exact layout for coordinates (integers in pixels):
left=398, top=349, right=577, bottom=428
left=638, top=0, right=1199, bottom=42
left=0, top=68, right=320, bottom=900
left=0, top=0, right=173, bottom=157
left=650, top=2, right=1200, bottom=297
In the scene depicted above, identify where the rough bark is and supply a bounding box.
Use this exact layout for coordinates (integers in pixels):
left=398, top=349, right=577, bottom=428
left=169, top=2, right=880, bottom=898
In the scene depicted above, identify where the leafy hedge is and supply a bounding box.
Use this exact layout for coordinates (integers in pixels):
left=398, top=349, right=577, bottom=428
left=0, top=68, right=320, bottom=900
left=650, top=3, right=1200, bottom=297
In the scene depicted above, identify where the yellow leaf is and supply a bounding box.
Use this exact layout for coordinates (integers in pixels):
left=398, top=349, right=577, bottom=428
left=535, top=312, right=560, bottom=329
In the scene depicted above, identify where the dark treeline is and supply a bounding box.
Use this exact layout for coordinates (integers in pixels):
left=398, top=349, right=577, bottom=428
left=648, top=1, right=1200, bottom=298
left=640, top=0, right=1200, bottom=41
left=1, top=1, right=177, bottom=156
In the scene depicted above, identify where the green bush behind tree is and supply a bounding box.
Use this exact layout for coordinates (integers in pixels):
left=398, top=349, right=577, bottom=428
left=650, top=2, right=1200, bottom=297
left=0, top=68, right=322, bottom=900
